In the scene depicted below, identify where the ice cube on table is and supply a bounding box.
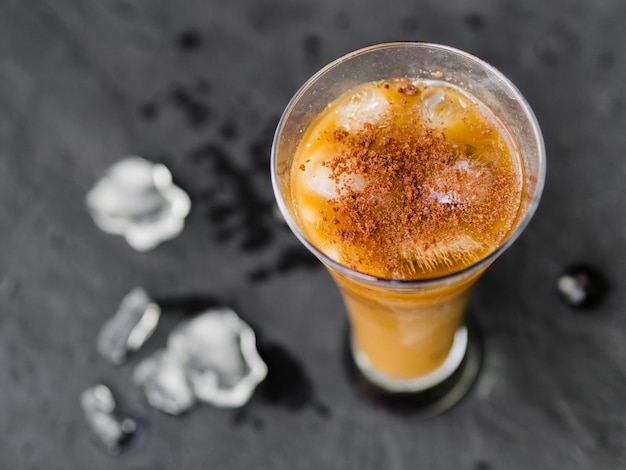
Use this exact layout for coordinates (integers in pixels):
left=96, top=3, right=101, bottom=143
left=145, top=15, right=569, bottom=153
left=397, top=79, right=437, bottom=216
left=334, top=88, right=390, bottom=131
left=86, top=156, right=191, bottom=251
left=168, top=308, right=268, bottom=408
left=300, top=146, right=365, bottom=199
left=133, top=349, right=196, bottom=416
left=131, top=306, right=267, bottom=412
left=97, top=287, right=161, bottom=366
left=80, top=384, right=138, bottom=454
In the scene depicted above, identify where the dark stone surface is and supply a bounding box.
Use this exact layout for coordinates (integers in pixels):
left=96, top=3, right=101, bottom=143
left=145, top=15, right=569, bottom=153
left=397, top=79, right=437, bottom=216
left=1, top=0, right=625, bottom=468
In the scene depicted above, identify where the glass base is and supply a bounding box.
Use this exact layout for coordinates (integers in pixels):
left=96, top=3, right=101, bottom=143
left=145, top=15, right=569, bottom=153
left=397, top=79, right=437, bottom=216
left=343, top=316, right=483, bottom=417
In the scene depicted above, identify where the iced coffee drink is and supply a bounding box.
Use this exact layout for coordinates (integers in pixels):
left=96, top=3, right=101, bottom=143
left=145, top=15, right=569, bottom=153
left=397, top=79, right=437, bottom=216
left=290, top=78, right=521, bottom=378
left=272, top=43, right=544, bottom=412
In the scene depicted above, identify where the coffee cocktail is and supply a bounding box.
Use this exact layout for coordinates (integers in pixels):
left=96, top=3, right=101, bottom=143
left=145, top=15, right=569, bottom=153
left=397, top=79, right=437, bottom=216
left=272, top=43, right=545, bottom=413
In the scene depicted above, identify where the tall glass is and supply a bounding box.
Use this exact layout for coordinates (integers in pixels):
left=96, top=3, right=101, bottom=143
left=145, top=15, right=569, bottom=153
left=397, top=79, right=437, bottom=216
left=271, top=43, right=545, bottom=414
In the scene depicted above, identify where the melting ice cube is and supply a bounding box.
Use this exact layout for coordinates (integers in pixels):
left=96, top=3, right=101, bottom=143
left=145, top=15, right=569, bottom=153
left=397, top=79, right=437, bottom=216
left=428, top=187, right=461, bottom=205
left=301, top=146, right=365, bottom=199
left=97, top=287, right=161, bottom=365
left=426, top=159, right=491, bottom=206
left=399, top=234, right=486, bottom=274
left=132, top=307, right=267, bottom=412
left=80, top=384, right=138, bottom=454
left=168, top=308, right=268, bottom=408
left=86, top=156, right=191, bottom=251
left=421, top=86, right=469, bottom=128
left=334, top=88, right=390, bottom=131
left=133, top=349, right=196, bottom=416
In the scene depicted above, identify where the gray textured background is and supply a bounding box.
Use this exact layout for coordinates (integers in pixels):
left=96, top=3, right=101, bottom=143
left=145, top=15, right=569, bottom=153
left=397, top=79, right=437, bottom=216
left=1, top=0, right=625, bottom=468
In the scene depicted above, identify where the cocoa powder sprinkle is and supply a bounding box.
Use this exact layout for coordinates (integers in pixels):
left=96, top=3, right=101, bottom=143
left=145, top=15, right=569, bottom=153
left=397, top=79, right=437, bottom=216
left=315, top=81, right=519, bottom=278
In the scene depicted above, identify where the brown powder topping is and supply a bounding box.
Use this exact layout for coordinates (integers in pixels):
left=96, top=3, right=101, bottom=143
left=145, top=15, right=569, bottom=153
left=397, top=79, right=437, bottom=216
left=312, top=83, right=519, bottom=278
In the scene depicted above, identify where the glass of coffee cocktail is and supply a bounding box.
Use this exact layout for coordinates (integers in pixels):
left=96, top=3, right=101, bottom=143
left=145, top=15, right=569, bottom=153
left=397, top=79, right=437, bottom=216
left=271, top=43, right=545, bottom=414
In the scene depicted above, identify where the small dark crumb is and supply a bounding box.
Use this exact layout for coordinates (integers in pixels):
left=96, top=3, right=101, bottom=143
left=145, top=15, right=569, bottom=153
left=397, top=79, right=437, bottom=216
left=170, top=85, right=211, bottom=127
left=302, top=34, right=321, bottom=58
left=209, top=205, right=237, bottom=224
left=139, top=101, right=159, bottom=121
left=474, top=461, right=492, bottom=470
left=219, top=120, right=238, bottom=140
left=195, top=78, right=211, bottom=93
left=400, top=16, right=419, bottom=33
left=185, top=101, right=210, bottom=127
left=171, top=85, right=193, bottom=106
left=556, top=263, right=608, bottom=309
left=251, top=416, right=265, bottom=430
left=247, top=267, right=274, bottom=283
left=231, top=408, right=265, bottom=430
left=312, top=401, right=332, bottom=419
left=240, top=226, right=273, bottom=251
left=466, top=12, right=486, bottom=31
left=198, top=189, right=216, bottom=202
left=597, top=50, right=616, bottom=69
left=333, top=12, right=350, bottom=29
left=231, top=408, right=248, bottom=426
left=177, top=29, right=202, bottom=51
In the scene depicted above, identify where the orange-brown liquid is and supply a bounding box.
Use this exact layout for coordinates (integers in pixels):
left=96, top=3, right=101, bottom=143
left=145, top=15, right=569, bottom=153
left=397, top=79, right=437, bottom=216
left=290, top=79, right=524, bottom=378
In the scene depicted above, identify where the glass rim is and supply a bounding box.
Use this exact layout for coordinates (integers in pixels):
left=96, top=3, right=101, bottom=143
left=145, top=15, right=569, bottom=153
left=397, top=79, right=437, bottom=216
left=271, top=41, right=546, bottom=286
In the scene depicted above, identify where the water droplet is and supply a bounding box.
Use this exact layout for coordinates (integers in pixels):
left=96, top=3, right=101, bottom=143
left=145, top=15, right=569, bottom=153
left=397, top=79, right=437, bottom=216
left=556, top=263, right=608, bottom=309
